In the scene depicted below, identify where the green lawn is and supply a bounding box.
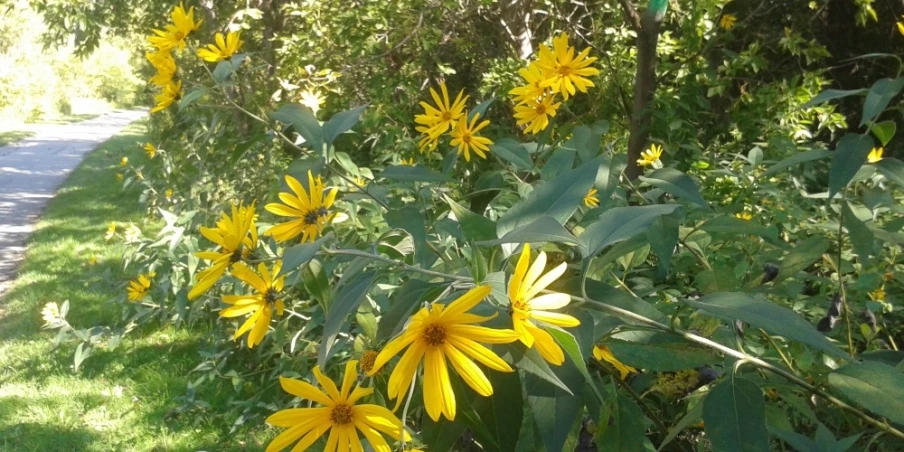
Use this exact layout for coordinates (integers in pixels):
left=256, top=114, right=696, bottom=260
left=0, top=121, right=268, bottom=451
left=0, top=130, right=35, bottom=147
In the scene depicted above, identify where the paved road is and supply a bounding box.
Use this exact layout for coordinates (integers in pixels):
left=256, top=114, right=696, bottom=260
left=0, top=109, right=146, bottom=294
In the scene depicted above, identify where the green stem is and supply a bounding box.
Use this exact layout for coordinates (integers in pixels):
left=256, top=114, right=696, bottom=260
left=837, top=188, right=855, bottom=358
left=759, top=328, right=796, bottom=374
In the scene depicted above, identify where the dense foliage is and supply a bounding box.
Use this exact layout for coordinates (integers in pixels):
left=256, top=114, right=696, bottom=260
left=35, top=0, right=904, bottom=450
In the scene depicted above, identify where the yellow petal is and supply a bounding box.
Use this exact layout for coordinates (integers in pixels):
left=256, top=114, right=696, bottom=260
left=340, top=360, right=359, bottom=401
left=278, top=376, right=333, bottom=406
left=444, top=344, right=493, bottom=396
left=509, top=244, right=531, bottom=302
left=529, top=293, right=571, bottom=311
left=442, top=285, right=492, bottom=319
left=423, top=348, right=455, bottom=421
left=313, top=365, right=342, bottom=401
left=522, top=261, right=568, bottom=301
left=527, top=324, right=565, bottom=365
left=531, top=310, right=580, bottom=328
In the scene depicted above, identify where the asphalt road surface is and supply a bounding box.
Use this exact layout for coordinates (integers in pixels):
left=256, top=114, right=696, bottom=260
left=0, top=109, right=146, bottom=294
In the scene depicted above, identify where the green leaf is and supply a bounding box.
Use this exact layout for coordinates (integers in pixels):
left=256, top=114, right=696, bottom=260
left=770, top=428, right=818, bottom=452
left=875, top=158, right=904, bottom=189
left=277, top=235, right=330, bottom=277
left=469, top=98, right=494, bottom=120
left=860, top=350, right=904, bottom=367
left=212, top=60, right=233, bottom=83
left=525, top=358, right=585, bottom=452
left=497, top=158, right=600, bottom=240
left=179, top=87, right=206, bottom=111
left=870, top=120, right=896, bottom=146
left=500, top=344, right=572, bottom=394
left=491, top=138, right=533, bottom=170
left=842, top=201, right=874, bottom=263
left=703, top=377, right=770, bottom=452
left=763, top=149, right=831, bottom=177
left=828, top=134, right=874, bottom=199
left=319, top=271, right=376, bottom=367
left=386, top=206, right=433, bottom=268
left=479, top=216, right=578, bottom=246
left=73, top=342, right=92, bottom=373
left=606, top=334, right=719, bottom=371
left=322, top=105, right=366, bottom=145
left=598, top=392, right=646, bottom=452
left=375, top=279, right=440, bottom=342
left=270, top=103, right=323, bottom=152
left=578, top=278, right=670, bottom=324
left=541, top=149, right=575, bottom=181
left=445, top=195, right=497, bottom=242
left=639, top=168, right=707, bottom=207
left=422, top=416, right=468, bottom=452
left=684, top=292, right=846, bottom=358
left=658, top=400, right=704, bottom=451
left=860, top=77, right=904, bottom=126
left=649, top=215, right=679, bottom=274
left=801, top=88, right=867, bottom=109
left=776, top=236, right=831, bottom=283
left=562, top=121, right=608, bottom=163
left=700, top=215, right=778, bottom=240
left=472, top=371, right=523, bottom=452
left=302, top=259, right=331, bottom=311
left=547, top=327, right=600, bottom=399
left=828, top=361, right=904, bottom=426
left=380, top=165, right=453, bottom=183
left=580, top=204, right=684, bottom=258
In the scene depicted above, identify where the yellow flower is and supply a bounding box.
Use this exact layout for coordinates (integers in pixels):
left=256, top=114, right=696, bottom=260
left=189, top=202, right=258, bottom=300
left=368, top=285, right=519, bottom=421
left=299, top=90, right=324, bottom=115
left=120, top=157, right=128, bottom=166
left=220, top=261, right=285, bottom=348
left=414, top=82, right=469, bottom=139
left=638, top=144, right=664, bottom=168
left=584, top=188, right=599, bottom=208
left=508, top=62, right=552, bottom=105
left=735, top=212, right=752, bottom=220
left=537, top=33, right=599, bottom=100
left=146, top=50, right=176, bottom=87
left=449, top=113, right=493, bottom=162
left=127, top=274, right=152, bottom=301
left=869, top=286, right=886, bottom=302
left=265, top=171, right=337, bottom=244
left=151, top=80, right=182, bottom=113
left=416, top=129, right=439, bottom=154
left=265, top=360, right=408, bottom=452
left=898, top=19, right=904, bottom=37
left=719, top=14, right=737, bottom=30
left=867, top=147, right=883, bottom=163
left=41, top=302, right=61, bottom=325
left=593, top=345, right=637, bottom=380
left=116, top=173, right=123, bottom=182
left=87, top=255, right=98, bottom=265
left=508, top=244, right=579, bottom=365
left=514, top=95, right=561, bottom=135
left=165, top=188, right=173, bottom=200
left=105, top=222, right=116, bottom=241
left=198, top=31, right=243, bottom=62
left=124, top=224, right=142, bottom=242
left=136, top=171, right=144, bottom=181
left=144, top=143, right=156, bottom=158
left=399, top=157, right=416, bottom=166
left=147, top=2, right=203, bottom=51
left=351, top=176, right=367, bottom=189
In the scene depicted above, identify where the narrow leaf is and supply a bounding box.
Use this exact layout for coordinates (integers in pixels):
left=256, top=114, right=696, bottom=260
left=640, top=167, right=708, bottom=207
left=828, top=134, right=874, bottom=199
left=319, top=271, right=376, bottom=366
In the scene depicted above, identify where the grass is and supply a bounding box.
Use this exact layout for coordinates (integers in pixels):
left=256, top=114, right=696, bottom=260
left=0, top=130, right=35, bottom=147
left=0, top=121, right=269, bottom=451
left=34, top=113, right=102, bottom=125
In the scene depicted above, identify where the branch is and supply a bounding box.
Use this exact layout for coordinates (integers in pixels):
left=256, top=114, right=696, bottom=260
left=618, top=0, right=642, bottom=30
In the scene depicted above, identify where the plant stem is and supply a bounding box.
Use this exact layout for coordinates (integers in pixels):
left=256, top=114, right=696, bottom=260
left=321, top=248, right=472, bottom=282
left=758, top=328, right=796, bottom=373
left=837, top=189, right=855, bottom=358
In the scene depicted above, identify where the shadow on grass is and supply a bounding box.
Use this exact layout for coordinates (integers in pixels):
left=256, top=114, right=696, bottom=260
left=0, top=422, right=100, bottom=451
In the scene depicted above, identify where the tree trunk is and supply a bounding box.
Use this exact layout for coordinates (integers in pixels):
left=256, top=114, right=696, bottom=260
left=625, top=13, right=661, bottom=180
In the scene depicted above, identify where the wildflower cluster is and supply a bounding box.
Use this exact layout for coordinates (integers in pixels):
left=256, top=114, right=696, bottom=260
left=414, top=82, right=493, bottom=162
left=145, top=3, right=202, bottom=112
left=509, top=32, right=600, bottom=134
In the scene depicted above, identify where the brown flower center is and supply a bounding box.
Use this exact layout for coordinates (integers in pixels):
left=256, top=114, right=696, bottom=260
left=441, top=111, right=452, bottom=122
left=264, top=289, right=279, bottom=304
left=462, top=132, right=472, bottom=144
left=423, top=323, right=446, bottom=347
left=174, top=31, right=186, bottom=41
left=330, top=403, right=354, bottom=425
left=230, top=248, right=244, bottom=263
left=558, top=65, right=572, bottom=77
left=535, top=104, right=546, bottom=115
left=360, top=350, right=379, bottom=374
left=303, top=210, right=320, bottom=226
